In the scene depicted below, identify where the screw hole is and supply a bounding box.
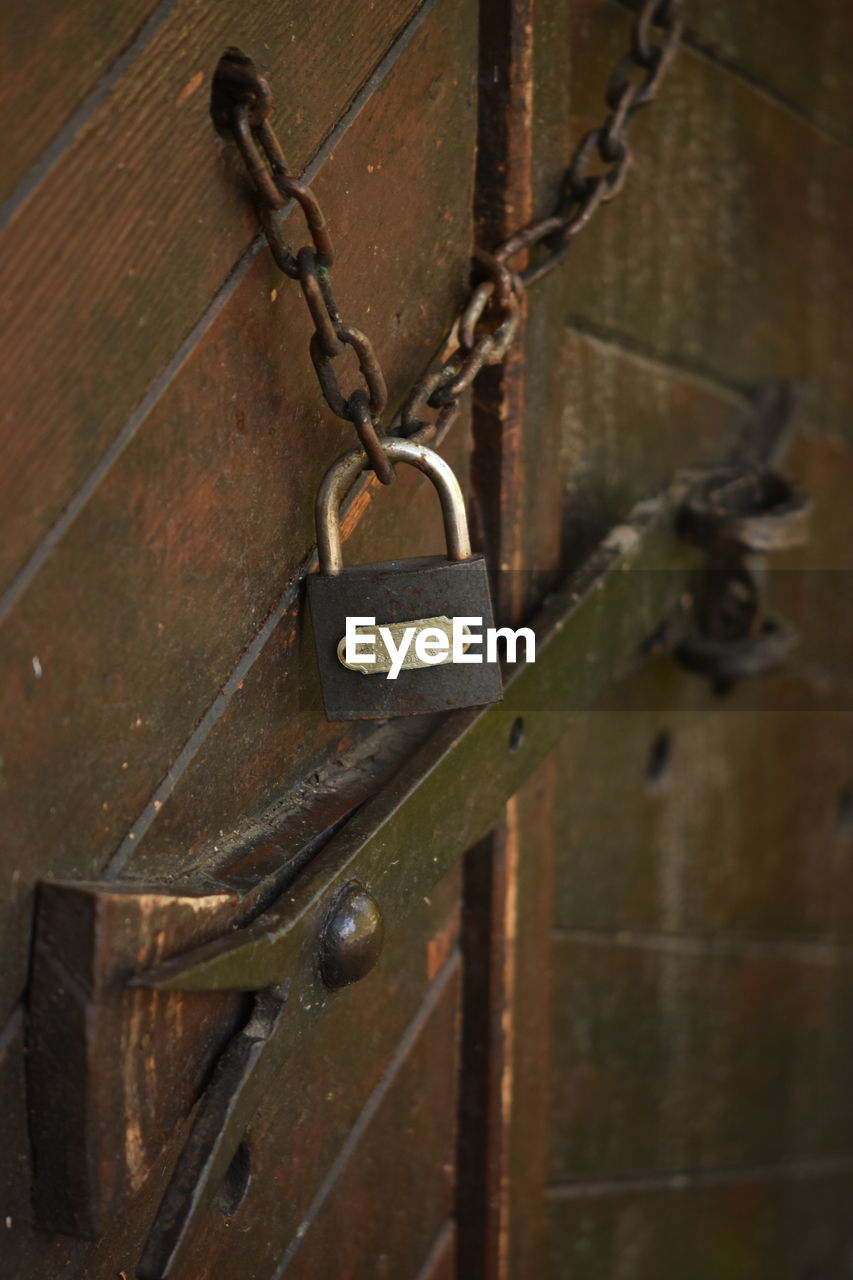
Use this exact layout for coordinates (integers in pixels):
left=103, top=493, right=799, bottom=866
left=836, top=787, right=853, bottom=842
left=646, top=730, right=672, bottom=789
left=217, top=1140, right=252, bottom=1218
left=508, top=717, right=525, bottom=753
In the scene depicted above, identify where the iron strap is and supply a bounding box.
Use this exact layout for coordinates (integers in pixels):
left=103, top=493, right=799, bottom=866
left=215, top=0, right=682, bottom=475
left=141, top=474, right=702, bottom=998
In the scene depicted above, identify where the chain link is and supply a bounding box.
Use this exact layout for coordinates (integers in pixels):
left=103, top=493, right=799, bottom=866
left=216, top=0, right=681, bottom=480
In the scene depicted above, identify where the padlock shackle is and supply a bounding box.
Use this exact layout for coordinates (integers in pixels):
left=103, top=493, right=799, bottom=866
left=316, top=440, right=472, bottom=574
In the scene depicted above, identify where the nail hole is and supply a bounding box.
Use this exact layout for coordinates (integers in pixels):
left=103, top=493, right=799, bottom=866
left=836, top=787, right=853, bottom=842
left=508, top=717, right=525, bottom=752
left=646, top=731, right=672, bottom=788
left=217, top=1140, right=252, bottom=1217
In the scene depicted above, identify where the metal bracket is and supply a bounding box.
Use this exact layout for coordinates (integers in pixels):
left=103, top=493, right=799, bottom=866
left=675, top=464, right=810, bottom=691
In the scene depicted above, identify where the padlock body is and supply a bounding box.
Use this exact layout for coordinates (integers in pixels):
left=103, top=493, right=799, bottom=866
left=308, top=554, right=503, bottom=720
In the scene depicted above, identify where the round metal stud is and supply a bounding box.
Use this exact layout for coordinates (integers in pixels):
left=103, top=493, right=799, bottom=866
left=319, top=882, right=384, bottom=990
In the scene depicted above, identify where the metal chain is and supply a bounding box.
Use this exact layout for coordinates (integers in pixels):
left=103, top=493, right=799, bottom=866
left=215, top=1, right=682, bottom=480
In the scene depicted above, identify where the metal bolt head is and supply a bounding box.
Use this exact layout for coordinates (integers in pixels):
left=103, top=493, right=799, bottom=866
left=319, top=883, right=384, bottom=989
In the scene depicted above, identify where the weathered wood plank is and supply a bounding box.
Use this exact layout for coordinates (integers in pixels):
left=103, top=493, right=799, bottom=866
left=274, top=960, right=459, bottom=1280
left=168, top=900, right=461, bottom=1279
left=160, top=876, right=461, bottom=1279
left=530, top=0, right=853, bottom=446
left=28, top=883, right=244, bottom=1236
left=549, top=933, right=853, bottom=1182
left=0, top=0, right=160, bottom=204
left=469, top=0, right=534, bottom=622
left=523, top=325, right=746, bottom=577
left=0, top=0, right=422, bottom=594
left=505, top=757, right=559, bottom=1280
left=684, top=0, right=853, bottom=146
left=768, top=427, right=853, bottom=682
left=5, top=867, right=460, bottom=1277
left=416, top=1221, right=456, bottom=1280
left=0, top=0, right=477, bottom=1027
left=0, top=1008, right=30, bottom=1233
left=551, top=679, right=853, bottom=940
left=545, top=1170, right=853, bottom=1280
left=481, top=1, right=756, bottom=605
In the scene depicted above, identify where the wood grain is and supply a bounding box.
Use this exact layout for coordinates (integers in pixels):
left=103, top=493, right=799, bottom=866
left=469, top=0, right=534, bottom=622
left=521, top=324, right=747, bottom=577
left=549, top=932, right=853, bottom=1181
left=417, top=1222, right=456, bottom=1280
left=4, top=867, right=460, bottom=1278
left=767, top=427, right=853, bottom=683
left=550, top=2, right=853, bottom=441
left=0, top=0, right=477, bottom=1027
left=122, top=415, right=472, bottom=887
left=485, top=0, right=762, bottom=602
left=545, top=1171, right=853, bottom=1280
left=505, top=758, right=560, bottom=1280
left=0, top=0, right=160, bottom=204
left=166, top=880, right=461, bottom=1279
left=551, top=678, right=853, bottom=940
left=0, top=1008, right=30, bottom=1233
left=0, top=0, right=422, bottom=595
left=28, top=883, right=244, bottom=1235
left=275, top=961, right=459, bottom=1280
left=684, top=0, right=853, bottom=146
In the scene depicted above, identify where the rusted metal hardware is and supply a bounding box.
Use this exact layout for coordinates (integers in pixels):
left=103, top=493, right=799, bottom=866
left=215, top=2, right=681, bottom=474
left=675, top=465, right=811, bottom=691
left=677, top=606, right=800, bottom=685
left=144, top=477, right=701, bottom=993
left=319, top=882, right=385, bottom=989
left=678, top=466, right=811, bottom=552
left=315, top=439, right=472, bottom=573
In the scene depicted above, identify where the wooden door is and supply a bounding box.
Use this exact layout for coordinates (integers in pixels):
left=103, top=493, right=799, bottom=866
left=2, top=2, right=853, bottom=1278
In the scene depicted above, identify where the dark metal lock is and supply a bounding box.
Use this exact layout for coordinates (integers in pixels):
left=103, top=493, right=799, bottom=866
left=307, top=440, right=503, bottom=721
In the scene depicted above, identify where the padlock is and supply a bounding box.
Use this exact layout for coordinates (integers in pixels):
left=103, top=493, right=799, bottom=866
left=307, top=440, right=503, bottom=721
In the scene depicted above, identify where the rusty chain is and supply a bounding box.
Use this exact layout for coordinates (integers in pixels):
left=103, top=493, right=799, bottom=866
left=215, top=0, right=682, bottom=482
